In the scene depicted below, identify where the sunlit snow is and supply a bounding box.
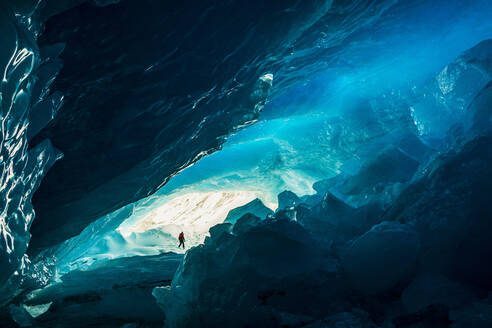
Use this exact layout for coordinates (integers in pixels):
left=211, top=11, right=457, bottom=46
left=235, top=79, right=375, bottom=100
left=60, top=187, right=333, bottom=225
left=121, top=190, right=276, bottom=245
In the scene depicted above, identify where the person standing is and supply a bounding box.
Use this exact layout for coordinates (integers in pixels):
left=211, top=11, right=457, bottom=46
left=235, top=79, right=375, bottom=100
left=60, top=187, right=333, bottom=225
left=178, top=232, right=185, bottom=249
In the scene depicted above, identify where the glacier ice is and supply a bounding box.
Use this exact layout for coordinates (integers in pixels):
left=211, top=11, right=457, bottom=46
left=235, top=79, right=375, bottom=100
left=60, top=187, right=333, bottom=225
left=23, top=253, right=182, bottom=327
left=0, top=4, right=62, bottom=299
left=402, top=273, right=476, bottom=313
left=342, top=147, right=419, bottom=196
left=153, top=217, right=337, bottom=328
left=18, top=34, right=492, bottom=326
left=28, top=0, right=335, bottom=251
left=277, top=190, right=301, bottom=210
left=450, top=293, right=492, bottom=328
left=1, top=1, right=492, bottom=327
left=341, top=221, right=420, bottom=294
left=295, top=192, right=382, bottom=247
left=462, top=81, right=492, bottom=139
left=150, top=131, right=491, bottom=327
left=410, top=39, right=492, bottom=147
left=224, top=198, right=273, bottom=224
left=33, top=190, right=275, bottom=276
left=385, top=135, right=492, bottom=289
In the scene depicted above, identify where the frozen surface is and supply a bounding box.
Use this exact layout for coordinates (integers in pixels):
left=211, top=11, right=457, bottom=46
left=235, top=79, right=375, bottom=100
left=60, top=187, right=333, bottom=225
left=126, top=191, right=269, bottom=237
left=22, top=253, right=182, bottom=327
left=341, top=221, right=420, bottom=294
left=0, top=2, right=63, bottom=298
left=385, top=135, right=492, bottom=289
left=153, top=217, right=340, bottom=328
left=36, top=190, right=274, bottom=275
left=1, top=1, right=492, bottom=327
left=29, top=0, right=332, bottom=250
left=24, top=0, right=492, bottom=252
left=151, top=132, right=492, bottom=327
left=411, top=39, right=492, bottom=145
left=224, top=198, right=274, bottom=224
left=402, top=273, right=476, bottom=313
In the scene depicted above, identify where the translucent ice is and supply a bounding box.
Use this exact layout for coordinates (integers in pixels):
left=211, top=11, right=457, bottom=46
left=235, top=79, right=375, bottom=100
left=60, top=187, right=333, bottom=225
left=0, top=5, right=62, bottom=292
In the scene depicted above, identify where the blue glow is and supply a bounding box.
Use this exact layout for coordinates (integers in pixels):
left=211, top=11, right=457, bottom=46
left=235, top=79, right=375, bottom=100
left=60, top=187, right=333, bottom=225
left=127, top=0, right=492, bottom=223
left=37, top=0, right=492, bottom=272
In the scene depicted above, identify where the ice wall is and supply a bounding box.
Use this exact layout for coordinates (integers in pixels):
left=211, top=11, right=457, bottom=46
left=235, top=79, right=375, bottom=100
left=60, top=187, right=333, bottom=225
left=13, top=0, right=491, bottom=257
left=32, top=28, right=492, bottom=282
left=151, top=80, right=492, bottom=328
left=0, top=2, right=63, bottom=300
left=1, top=1, right=491, bottom=326
left=28, top=0, right=336, bottom=251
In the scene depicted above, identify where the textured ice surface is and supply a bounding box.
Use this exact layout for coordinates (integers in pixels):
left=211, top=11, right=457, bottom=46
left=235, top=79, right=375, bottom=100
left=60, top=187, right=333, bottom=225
left=30, top=33, right=492, bottom=295
left=153, top=217, right=337, bottom=328
left=411, top=39, right=492, bottom=146
left=23, top=253, right=182, bottom=327
left=224, top=198, right=274, bottom=224
left=27, top=0, right=492, bottom=252
left=385, top=135, right=492, bottom=289
left=150, top=133, right=492, bottom=327
left=277, top=190, right=301, bottom=210
left=0, top=4, right=62, bottom=295
left=127, top=191, right=268, bottom=236
left=402, top=273, right=476, bottom=313
left=450, top=293, right=492, bottom=328
left=341, top=221, right=420, bottom=294
left=29, top=0, right=334, bottom=250
left=296, top=192, right=383, bottom=246
left=34, top=190, right=274, bottom=276
left=2, top=1, right=492, bottom=327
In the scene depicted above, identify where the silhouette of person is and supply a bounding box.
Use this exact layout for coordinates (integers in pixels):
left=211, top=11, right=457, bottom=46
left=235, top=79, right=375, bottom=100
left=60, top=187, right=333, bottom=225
left=178, top=232, right=185, bottom=249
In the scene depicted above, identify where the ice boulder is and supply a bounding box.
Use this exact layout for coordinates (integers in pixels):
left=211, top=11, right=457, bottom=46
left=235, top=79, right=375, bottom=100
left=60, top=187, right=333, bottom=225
left=464, top=81, right=492, bottom=138
left=304, top=311, right=378, bottom=328
left=341, top=221, right=420, bottom=294
left=153, top=218, right=340, bottom=328
left=277, top=190, right=301, bottom=210
left=232, top=213, right=261, bottom=235
left=450, top=292, right=492, bottom=328
left=296, top=192, right=382, bottom=246
left=230, top=219, right=320, bottom=278
left=393, top=131, right=433, bottom=164
left=392, top=304, right=452, bottom=328
left=386, top=135, right=492, bottom=289
left=204, top=222, right=234, bottom=248
left=224, top=198, right=273, bottom=224
left=296, top=192, right=356, bottom=226
left=22, top=253, right=182, bottom=327
left=410, top=39, right=492, bottom=145
left=343, top=147, right=420, bottom=196
left=8, top=304, right=35, bottom=328
left=445, top=81, right=492, bottom=147
left=312, top=174, right=348, bottom=196
left=208, top=222, right=233, bottom=240
left=402, top=273, right=476, bottom=313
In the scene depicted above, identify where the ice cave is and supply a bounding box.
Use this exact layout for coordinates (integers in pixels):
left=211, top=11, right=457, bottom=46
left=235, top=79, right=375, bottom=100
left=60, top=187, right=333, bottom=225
left=1, top=0, right=492, bottom=327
